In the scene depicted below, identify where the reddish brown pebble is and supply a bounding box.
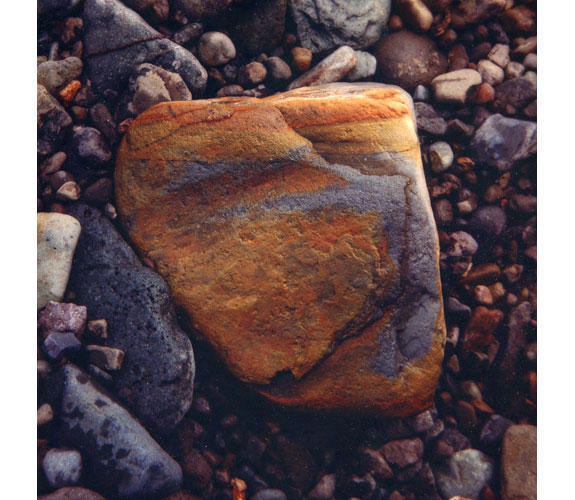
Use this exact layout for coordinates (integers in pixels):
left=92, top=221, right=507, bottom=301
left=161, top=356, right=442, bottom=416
left=474, top=285, right=493, bottom=305
left=70, top=106, right=88, bottom=121
left=291, top=47, right=312, bottom=72
left=37, top=403, right=54, bottom=426
left=470, top=82, right=494, bottom=105
left=471, top=398, right=494, bottom=415
left=117, top=118, right=134, bottom=135
left=58, top=80, right=82, bottom=106
left=388, top=14, right=404, bottom=31
left=455, top=400, right=477, bottom=431
left=381, top=438, right=424, bottom=468
left=462, top=306, right=504, bottom=352
left=41, top=152, right=67, bottom=176
left=238, top=62, right=268, bottom=86
left=459, top=263, right=501, bottom=286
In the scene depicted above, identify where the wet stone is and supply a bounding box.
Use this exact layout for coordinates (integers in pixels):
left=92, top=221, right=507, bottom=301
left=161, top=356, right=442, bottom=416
left=415, top=102, right=448, bottom=135
left=38, top=301, right=87, bottom=337
left=43, top=332, right=82, bottom=360
left=43, top=448, right=82, bottom=488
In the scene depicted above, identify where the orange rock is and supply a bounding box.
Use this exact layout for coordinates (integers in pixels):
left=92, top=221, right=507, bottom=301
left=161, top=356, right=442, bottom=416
left=115, top=83, right=446, bottom=416
left=58, top=80, right=81, bottom=106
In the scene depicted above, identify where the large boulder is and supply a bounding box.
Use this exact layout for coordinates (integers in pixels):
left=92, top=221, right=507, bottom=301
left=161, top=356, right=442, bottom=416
left=83, top=0, right=207, bottom=97
left=66, top=204, right=195, bottom=433
left=115, top=83, right=446, bottom=416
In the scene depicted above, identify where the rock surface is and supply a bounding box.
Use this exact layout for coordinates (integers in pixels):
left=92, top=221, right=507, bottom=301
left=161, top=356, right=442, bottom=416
left=55, top=364, right=183, bottom=499
left=66, top=203, right=195, bottom=432
left=83, top=0, right=207, bottom=97
left=501, top=425, right=537, bottom=500
left=431, top=69, right=482, bottom=105
left=375, top=30, right=447, bottom=92
left=38, top=487, right=106, bottom=500
left=38, top=213, right=82, bottom=310
left=470, top=114, right=537, bottom=171
left=115, top=83, right=445, bottom=416
left=42, top=448, right=83, bottom=488
left=289, top=0, right=391, bottom=53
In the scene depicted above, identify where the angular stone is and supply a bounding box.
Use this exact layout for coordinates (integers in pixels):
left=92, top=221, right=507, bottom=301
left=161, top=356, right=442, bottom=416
left=83, top=0, right=207, bottom=97
left=86, top=344, right=126, bottom=371
left=501, top=425, right=537, bottom=500
left=37, top=57, right=83, bottom=96
left=470, top=114, right=537, bottom=171
left=431, top=69, right=482, bottom=105
left=493, top=77, right=537, bottom=114
left=55, top=364, right=183, bottom=498
left=289, top=0, right=391, bottom=54
left=43, top=332, right=82, bottom=360
left=66, top=204, right=195, bottom=432
left=37, top=213, right=81, bottom=310
left=115, top=83, right=446, bottom=416
left=38, top=301, right=87, bottom=337
left=414, top=102, right=448, bottom=136
left=287, top=46, right=357, bottom=90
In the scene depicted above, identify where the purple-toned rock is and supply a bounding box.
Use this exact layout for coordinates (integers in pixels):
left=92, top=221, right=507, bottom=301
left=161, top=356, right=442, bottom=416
left=43, top=332, right=82, bottom=360
left=38, top=302, right=87, bottom=338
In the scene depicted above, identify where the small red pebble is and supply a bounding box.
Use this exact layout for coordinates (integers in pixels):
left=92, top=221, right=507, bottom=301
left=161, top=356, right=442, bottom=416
left=470, top=83, right=495, bottom=105
left=118, top=118, right=134, bottom=135
left=59, top=80, right=82, bottom=106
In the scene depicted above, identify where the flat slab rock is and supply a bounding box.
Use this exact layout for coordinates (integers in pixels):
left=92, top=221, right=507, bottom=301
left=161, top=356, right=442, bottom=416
left=115, top=83, right=446, bottom=416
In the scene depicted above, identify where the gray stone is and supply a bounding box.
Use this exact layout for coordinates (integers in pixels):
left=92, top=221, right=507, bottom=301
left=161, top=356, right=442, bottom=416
left=287, top=46, right=357, bottom=90
left=347, top=51, right=377, bottom=81
left=197, top=31, right=236, bottom=66
left=413, top=85, right=431, bottom=102
left=172, top=22, right=203, bottom=47
left=289, top=0, right=391, bottom=54
left=56, top=364, right=183, bottom=498
left=466, top=206, right=507, bottom=240
left=66, top=204, right=195, bottom=433
left=37, top=84, right=72, bottom=156
left=493, top=77, right=536, bottom=113
left=37, top=57, right=83, bottom=96
left=487, top=43, right=510, bottom=68
left=37, top=213, right=81, bottom=310
left=431, top=69, right=482, bottom=105
left=308, top=473, right=336, bottom=500
left=477, top=59, right=504, bottom=86
left=375, top=30, right=447, bottom=92
left=43, top=332, right=82, bottom=360
left=68, top=126, right=112, bottom=172
left=264, top=56, right=292, bottom=82
left=89, top=103, right=118, bottom=146
left=498, top=302, right=532, bottom=386
left=414, top=102, right=448, bottom=136
left=251, top=489, right=288, bottom=500
left=43, top=448, right=82, bottom=488
left=434, top=449, right=494, bottom=500
left=120, top=63, right=192, bottom=118
left=428, top=141, right=453, bottom=173
left=505, top=61, right=525, bottom=80
left=83, top=0, right=207, bottom=97
left=470, top=114, right=536, bottom=170
left=479, top=414, right=514, bottom=453
left=38, top=487, right=105, bottom=500
left=171, top=0, right=236, bottom=18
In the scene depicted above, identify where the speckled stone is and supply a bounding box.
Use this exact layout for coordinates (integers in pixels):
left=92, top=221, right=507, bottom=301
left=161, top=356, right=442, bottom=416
left=501, top=425, right=537, bottom=500
left=115, top=83, right=446, bottom=416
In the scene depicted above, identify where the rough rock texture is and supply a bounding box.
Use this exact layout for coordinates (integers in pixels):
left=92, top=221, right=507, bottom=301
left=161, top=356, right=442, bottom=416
left=115, top=83, right=446, bottom=416
left=66, top=203, right=195, bottom=432
left=501, top=425, right=537, bottom=500
left=83, top=0, right=207, bottom=97
left=55, top=364, right=183, bottom=499
left=450, top=0, right=507, bottom=28
left=375, top=31, right=447, bottom=92
left=38, top=84, right=73, bottom=155
left=38, top=213, right=82, bottom=310
left=470, top=114, right=537, bottom=171
left=289, top=0, right=391, bottom=53
left=38, top=487, right=106, bottom=500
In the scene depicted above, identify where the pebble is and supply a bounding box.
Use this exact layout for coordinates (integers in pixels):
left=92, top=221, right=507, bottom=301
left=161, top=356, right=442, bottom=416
left=289, top=0, right=391, bottom=54
left=428, top=141, right=454, bottom=173
left=37, top=301, right=87, bottom=337
left=172, top=22, right=203, bottom=47
left=37, top=57, right=83, bottom=96
left=89, top=103, right=118, bottom=146
left=434, top=449, right=494, bottom=500
left=358, top=447, right=394, bottom=480
left=413, top=85, right=431, bottom=102
left=43, top=332, right=82, bottom=360
left=37, top=84, right=72, bottom=156
left=376, top=30, right=447, bottom=92
left=238, top=62, right=268, bottom=86
left=183, top=449, right=212, bottom=490
left=86, top=345, right=125, bottom=371
left=474, top=285, right=493, bottom=305
left=347, top=51, right=377, bottom=81
left=414, top=102, right=448, bottom=136
left=43, top=448, right=82, bottom=488
left=498, top=302, right=532, bottom=385
left=470, top=114, right=537, bottom=171
left=37, top=213, right=81, bottom=310
left=460, top=263, right=501, bottom=286
left=434, top=199, right=454, bottom=226
left=470, top=41, right=492, bottom=62
left=66, top=204, right=195, bottom=432
left=487, top=43, right=510, bottom=68
left=461, top=306, right=503, bottom=352
left=447, top=119, right=475, bottom=140
left=56, top=181, right=81, bottom=201
left=291, top=47, right=313, bottom=72
left=446, top=297, right=472, bottom=322
left=308, top=473, right=337, bottom=500
left=477, top=59, right=504, bottom=86
left=523, top=70, right=537, bottom=88
left=501, top=425, right=537, bottom=500
left=450, top=0, right=507, bottom=28
left=59, top=80, right=82, bottom=106
left=395, top=0, right=433, bottom=32
left=500, top=5, right=536, bottom=36
left=38, top=487, right=105, bottom=500
left=198, top=32, right=236, bottom=67
left=55, top=363, right=183, bottom=498
left=287, top=46, right=357, bottom=90
left=513, top=36, right=537, bottom=55
left=69, top=126, right=112, bottom=171
left=381, top=438, right=424, bottom=468
left=41, top=152, right=67, bottom=176
left=251, top=489, right=287, bottom=500
left=455, top=400, right=478, bottom=432
left=469, top=82, right=495, bottom=105
left=264, top=57, right=292, bottom=82
left=479, top=415, right=514, bottom=453
left=84, top=178, right=114, bottom=206
left=493, top=77, right=537, bottom=114
left=448, top=44, right=469, bottom=72
left=38, top=403, right=54, bottom=426
left=431, top=69, right=482, bottom=105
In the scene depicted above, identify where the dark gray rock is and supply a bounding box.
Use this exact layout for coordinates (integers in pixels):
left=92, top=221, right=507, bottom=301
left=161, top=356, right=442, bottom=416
left=445, top=297, right=471, bottom=322
left=37, top=84, right=72, bottom=156
left=83, top=0, right=207, bottom=97
left=43, top=332, right=82, bottom=361
left=37, top=57, right=83, bottom=96
left=56, top=364, right=183, bottom=499
left=376, top=31, right=447, bottom=92
left=466, top=205, right=507, bottom=241
left=290, top=0, right=391, bottom=54
left=434, top=449, right=494, bottom=500
left=498, top=301, right=532, bottom=385
left=414, top=102, right=448, bottom=136
left=38, top=0, right=82, bottom=16
left=69, top=126, right=112, bottom=168
left=251, top=489, right=288, bottom=500
left=67, top=204, right=195, bottom=433
left=470, top=114, right=536, bottom=171
left=172, top=0, right=236, bottom=18
left=479, top=414, right=514, bottom=453
left=42, top=448, right=82, bottom=488
left=493, top=77, right=537, bottom=113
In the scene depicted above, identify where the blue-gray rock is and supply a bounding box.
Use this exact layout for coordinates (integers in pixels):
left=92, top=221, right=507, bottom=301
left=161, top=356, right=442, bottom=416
left=43, top=332, right=82, bottom=361
left=42, top=448, right=82, bottom=488
left=251, top=489, right=288, bottom=500
left=470, top=114, right=536, bottom=171
left=56, top=364, right=183, bottom=499
left=289, top=0, right=391, bottom=54
left=466, top=205, right=507, bottom=241
left=38, top=0, right=82, bottom=16
left=493, top=77, right=537, bottom=113
left=479, top=414, right=514, bottom=453
left=414, top=102, right=448, bottom=136
left=434, top=449, right=494, bottom=500
left=347, top=51, right=377, bottom=81
left=83, top=0, right=207, bottom=97
left=66, top=204, right=195, bottom=433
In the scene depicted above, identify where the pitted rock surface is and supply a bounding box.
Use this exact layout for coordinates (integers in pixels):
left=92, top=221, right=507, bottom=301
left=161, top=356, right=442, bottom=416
left=115, top=83, right=446, bottom=416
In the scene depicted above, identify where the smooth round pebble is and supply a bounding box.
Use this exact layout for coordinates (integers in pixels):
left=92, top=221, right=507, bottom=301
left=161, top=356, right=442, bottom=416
left=43, top=448, right=82, bottom=488
left=428, top=141, right=454, bottom=173
left=291, top=47, right=313, bottom=72
left=198, top=32, right=236, bottom=66
left=347, top=51, right=377, bottom=81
